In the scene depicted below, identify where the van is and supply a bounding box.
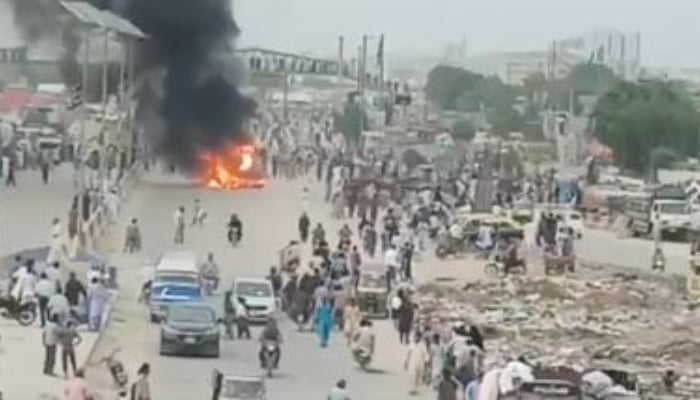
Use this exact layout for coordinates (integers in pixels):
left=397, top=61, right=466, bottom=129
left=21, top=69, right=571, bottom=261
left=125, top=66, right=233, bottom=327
left=149, top=251, right=201, bottom=322
left=155, top=251, right=198, bottom=278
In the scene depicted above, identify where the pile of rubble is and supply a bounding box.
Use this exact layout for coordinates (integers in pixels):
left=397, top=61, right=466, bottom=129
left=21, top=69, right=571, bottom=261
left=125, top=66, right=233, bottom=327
left=416, top=273, right=700, bottom=395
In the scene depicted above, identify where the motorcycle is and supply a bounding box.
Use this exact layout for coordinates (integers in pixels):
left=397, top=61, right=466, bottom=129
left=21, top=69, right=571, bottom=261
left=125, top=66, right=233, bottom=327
left=352, top=348, right=372, bottom=370
left=102, top=348, right=128, bottom=396
left=261, top=341, right=279, bottom=378
left=0, top=295, right=37, bottom=326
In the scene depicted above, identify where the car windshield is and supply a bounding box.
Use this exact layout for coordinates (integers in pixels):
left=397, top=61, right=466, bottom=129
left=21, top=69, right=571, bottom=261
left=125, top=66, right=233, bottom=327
left=660, top=203, right=688, bottom=215
left=168, top=306, right=215, bottom=324
left=236, top=282, right=272, bottom=297
left=154, top=275, right=198, bottom=285
left=152, top=284, right=201, bottom=298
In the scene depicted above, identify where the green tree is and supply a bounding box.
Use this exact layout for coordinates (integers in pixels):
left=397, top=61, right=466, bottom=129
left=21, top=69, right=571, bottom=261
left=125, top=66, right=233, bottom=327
left=425, top=65, right=482, bottom=109
left=523, top=72, right=547, bottom=109
left=333, top=97, right=367, bottom=146
left=451, top=118, right=476, bottom=141
left=566, top=63, right=619, bottom=96
left=593, top=80, right=700, bottom=173
left=488, top=104, right=525, bottom=137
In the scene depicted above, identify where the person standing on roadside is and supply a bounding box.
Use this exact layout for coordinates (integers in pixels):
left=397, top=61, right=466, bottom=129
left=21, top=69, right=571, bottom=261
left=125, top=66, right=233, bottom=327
left=174, top=206, right=185, bottom=244
left=35, top=272, right=55, bottom=327
left=59, top=320, right=82, bottom=378
left=42, top=315, right=59, bottom=376
left=124, top=218, right=142, bottom=253
left=131, top=363, right=151, bottom=400
left=64, top=272, right=86, bottom=308
left=298, top=212, right=310, bottom=242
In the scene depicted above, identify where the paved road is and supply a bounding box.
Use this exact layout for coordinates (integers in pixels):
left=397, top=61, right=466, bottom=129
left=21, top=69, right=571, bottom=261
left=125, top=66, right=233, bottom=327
left=87, top=177, right=434, bottom=400
left=0, top=165, right=77, bottom=256
left=83, top=173, right=696, bottom=400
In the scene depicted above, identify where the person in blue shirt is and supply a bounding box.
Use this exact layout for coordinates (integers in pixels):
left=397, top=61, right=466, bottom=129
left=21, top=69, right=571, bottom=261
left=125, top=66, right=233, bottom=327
left=465, top=372, right=483, bottom=400
left=315, top=298, right=334, bottom=347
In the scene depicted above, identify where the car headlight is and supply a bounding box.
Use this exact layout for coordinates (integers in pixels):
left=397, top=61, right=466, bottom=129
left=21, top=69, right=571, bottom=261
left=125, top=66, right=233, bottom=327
left=162, top=325, right=179, bottom=337
left=205, top=326, right=220, bottom=336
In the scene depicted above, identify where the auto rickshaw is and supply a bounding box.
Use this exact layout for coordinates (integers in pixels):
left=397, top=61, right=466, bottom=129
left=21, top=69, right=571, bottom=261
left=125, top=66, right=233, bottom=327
left=355, top=265, right=390, bottom=319
left=212, top=370, right=266, bottom=400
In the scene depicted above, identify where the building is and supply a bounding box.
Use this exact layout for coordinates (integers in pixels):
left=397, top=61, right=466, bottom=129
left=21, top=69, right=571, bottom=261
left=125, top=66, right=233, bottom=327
left=0, top=0, right=124, bottom=87
left=467, top=50, right=582, bottom=86
left=557, top=30, right=642, bottom=80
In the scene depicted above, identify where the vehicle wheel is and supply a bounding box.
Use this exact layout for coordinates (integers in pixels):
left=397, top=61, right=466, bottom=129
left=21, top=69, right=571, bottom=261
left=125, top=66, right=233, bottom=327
left=209, top=345, right=220, bottom=358
left=484, top=263, right=498, bottom=277
left=150, top=314, right=160, bottom=323
left=435, top=246, right=448, bottom=259
left=17, top=309, right=36, bottom=326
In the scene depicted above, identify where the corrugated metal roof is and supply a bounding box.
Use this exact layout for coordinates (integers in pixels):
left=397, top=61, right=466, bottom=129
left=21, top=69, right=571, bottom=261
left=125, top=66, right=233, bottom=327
left=60, top=1, right=107, bottom=28
left=98, top=10, right=146, bottom=38
left=59, top=2, right=145, bottom=38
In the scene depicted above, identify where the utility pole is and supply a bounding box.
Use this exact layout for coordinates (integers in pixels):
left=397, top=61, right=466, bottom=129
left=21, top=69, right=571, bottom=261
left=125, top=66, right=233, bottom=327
left=76, top=29, right=91, bottom=253
left=378, top=34, right=385, bottom=96
left=99, top=29, right=110, bottom=188
left=337, top=36, right=345, bottom=111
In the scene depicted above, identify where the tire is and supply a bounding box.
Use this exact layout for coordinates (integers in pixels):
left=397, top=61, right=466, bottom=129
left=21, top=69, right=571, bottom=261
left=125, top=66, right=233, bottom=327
left=435, top=246, right=449, bottom=259
left=17, top=309, right=36, bottom=326
left=150, top=314, right=160, bottom=323
left=484, top=263, right=498, bottom=277
left=209, top=344, right=220, bottom=358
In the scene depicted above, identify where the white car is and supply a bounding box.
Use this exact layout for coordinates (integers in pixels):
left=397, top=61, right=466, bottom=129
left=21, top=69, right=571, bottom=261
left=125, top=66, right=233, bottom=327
left=232, top=278, right=276, bottom=323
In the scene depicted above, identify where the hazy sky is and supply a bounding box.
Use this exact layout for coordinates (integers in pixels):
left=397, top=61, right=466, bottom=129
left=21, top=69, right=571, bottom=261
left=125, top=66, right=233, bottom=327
left=234, top=0, right=698, bottom=67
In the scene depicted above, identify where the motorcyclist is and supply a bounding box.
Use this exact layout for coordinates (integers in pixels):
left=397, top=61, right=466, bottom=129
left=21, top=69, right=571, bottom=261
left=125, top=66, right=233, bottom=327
left=352, top=318, right=375, bottom=362
left=227, top=214, right=243, bottom=244
left=200, top=253, right=220, bottom=290
left=258, top=317, right=283, bottom=368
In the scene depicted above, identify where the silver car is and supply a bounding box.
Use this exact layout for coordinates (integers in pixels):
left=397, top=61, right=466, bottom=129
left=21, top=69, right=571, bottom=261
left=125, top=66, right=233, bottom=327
left=159, top=303, right=220, bottom=358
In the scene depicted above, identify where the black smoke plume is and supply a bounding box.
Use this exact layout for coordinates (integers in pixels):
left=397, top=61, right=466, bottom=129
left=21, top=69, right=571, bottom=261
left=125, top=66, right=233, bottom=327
left=110, top=0, right=257, bottom=169
left=10, top=0, right=81, bottom=86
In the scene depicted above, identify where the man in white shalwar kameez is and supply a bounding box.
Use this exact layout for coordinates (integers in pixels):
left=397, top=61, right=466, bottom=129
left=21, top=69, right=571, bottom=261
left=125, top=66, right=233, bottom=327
left=404, top=334, right=430, bottom=395
left=47, top=218, right=66, bottom=265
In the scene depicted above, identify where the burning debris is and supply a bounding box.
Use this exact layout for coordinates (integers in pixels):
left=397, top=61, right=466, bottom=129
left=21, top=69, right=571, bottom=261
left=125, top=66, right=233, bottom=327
left=199, top=143, right=265, bottom=189
left=416, top=274, right=700, bottom=395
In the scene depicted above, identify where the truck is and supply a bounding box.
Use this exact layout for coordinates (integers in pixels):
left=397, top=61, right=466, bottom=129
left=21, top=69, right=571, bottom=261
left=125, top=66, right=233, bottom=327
left=624, top=184, right=691, bottom=240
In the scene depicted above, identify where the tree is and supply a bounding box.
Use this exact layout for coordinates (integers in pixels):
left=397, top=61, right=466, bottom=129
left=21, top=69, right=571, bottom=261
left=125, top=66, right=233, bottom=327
left=452, top=118, right=476, bottom=141
left=488, top=104, right=525, bottom=137
left=566, top=63, right=619, bottom=96
left=593, top=80, right=700, bottom=173
left=425, top=65, right=482, bottom=109
left=333, top=96, right=367, bottom=146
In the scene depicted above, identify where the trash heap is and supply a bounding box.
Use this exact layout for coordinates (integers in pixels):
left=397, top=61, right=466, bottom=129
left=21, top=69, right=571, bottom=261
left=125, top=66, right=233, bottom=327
left=416, top=273, right=700, bottom=396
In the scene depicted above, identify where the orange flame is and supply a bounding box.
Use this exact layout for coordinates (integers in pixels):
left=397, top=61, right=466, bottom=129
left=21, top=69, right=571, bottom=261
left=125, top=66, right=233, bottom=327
left=200, top=144, right=265, bottom=189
